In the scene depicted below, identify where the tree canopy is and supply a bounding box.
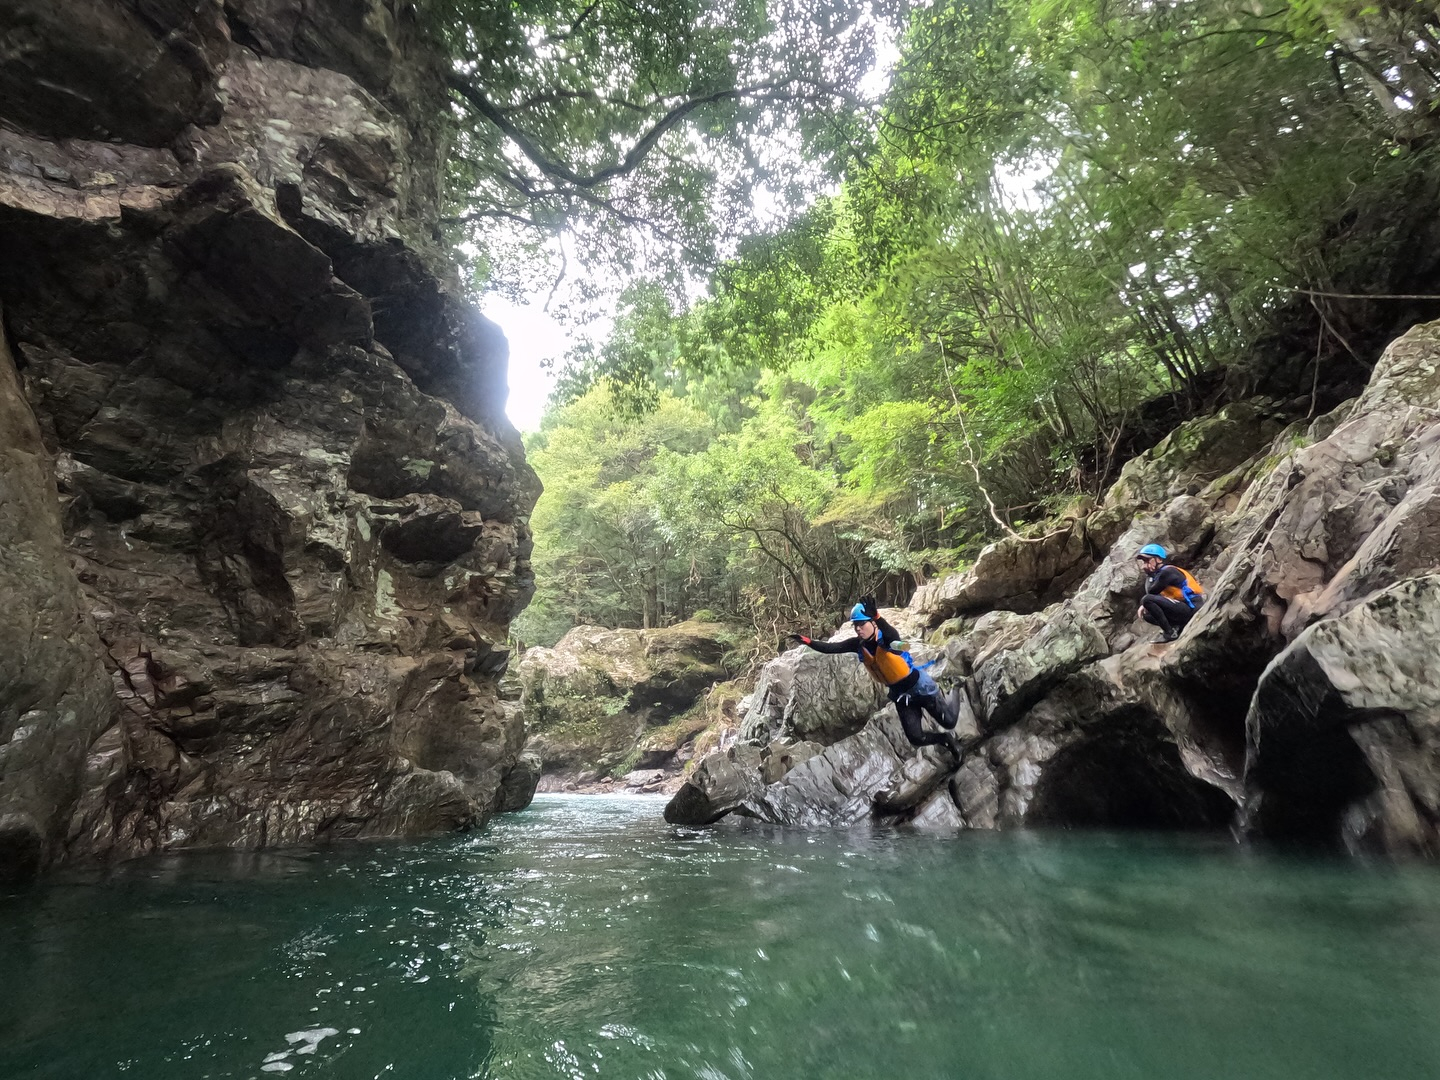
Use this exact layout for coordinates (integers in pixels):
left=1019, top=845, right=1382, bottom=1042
left=425, top=0, right=909, bottom=290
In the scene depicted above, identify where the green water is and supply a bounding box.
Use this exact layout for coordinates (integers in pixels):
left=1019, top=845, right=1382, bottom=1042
left=3, top=795, right=1439, bottom=1080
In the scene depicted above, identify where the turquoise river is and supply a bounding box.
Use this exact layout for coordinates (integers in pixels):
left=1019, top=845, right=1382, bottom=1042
left=3, top=794, right=1440, bottom=1079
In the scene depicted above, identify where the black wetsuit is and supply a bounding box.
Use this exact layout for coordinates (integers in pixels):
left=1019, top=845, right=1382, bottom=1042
left=1140, top=565, right=1200, bottom=635
left=798, top=618, right=958, bottom=750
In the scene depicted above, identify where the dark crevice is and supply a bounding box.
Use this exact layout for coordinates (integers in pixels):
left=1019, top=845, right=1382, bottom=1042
left=1027, top=706, right=1236, bottom=830
left=1247, top=686, right=1388, bottom=846
left=1249, top=725, right=1378, bottom=844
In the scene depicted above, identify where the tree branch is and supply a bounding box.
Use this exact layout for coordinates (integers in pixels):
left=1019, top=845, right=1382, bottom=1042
left=497, top=88, right=649, bottom=115
left=543, top=0, right=601, bottom=44
left=446, top=71, right=813, bottom=191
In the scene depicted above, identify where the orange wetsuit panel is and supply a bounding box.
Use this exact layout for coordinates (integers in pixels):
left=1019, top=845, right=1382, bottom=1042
left=1158, top=566, right=1206, bottom=605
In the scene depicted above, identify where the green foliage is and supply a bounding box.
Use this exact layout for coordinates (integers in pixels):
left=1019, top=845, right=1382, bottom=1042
left=517, top=0, right=1440, bottom=642
left=513, top=387, right=720, bottom=644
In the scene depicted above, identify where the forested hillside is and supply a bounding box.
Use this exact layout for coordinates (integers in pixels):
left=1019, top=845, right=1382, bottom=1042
left=500, top=0, right=1440, bottom=646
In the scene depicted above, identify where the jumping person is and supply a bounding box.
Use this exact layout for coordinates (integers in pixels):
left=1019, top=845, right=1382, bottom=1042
left=1134, top=544, right=1206, bottom=643
left=789, top=598, right=963, bottom=759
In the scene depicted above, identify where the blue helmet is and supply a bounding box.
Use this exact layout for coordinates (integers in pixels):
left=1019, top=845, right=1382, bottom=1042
left=849, top=602, right=870, bottom=622
left=1137, top=543, right=1168, bottom=560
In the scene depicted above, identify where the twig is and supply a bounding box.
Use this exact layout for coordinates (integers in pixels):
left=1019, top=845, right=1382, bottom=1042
left=937, top=341, right=1033, bottom=544
left=1307, top=296, right=1365, bottom=366
left=543, top=240, right=568, bottom=314
left=1288, top=286, right=1440, bottom=301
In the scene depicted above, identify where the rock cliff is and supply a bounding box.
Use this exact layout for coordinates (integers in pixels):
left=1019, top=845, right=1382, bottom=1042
left=0, top=0, right=540, bottom=879
left=670, top=321, right=1440, bottom=856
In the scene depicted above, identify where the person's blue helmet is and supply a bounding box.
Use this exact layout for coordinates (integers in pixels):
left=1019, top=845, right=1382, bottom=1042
left=1137, top=543, right=1168, bottom=560
left=849, top=602, right=870, bottom=622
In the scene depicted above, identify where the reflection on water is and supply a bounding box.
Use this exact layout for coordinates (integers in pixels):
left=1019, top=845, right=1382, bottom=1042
left=3, top=795, right=1439, bottom=1079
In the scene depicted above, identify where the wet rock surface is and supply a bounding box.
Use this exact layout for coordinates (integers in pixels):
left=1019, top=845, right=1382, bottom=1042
left=0, top=320, right=116, bottom=881
left=670, top=321, right=1440, bottom=856
left=663, top=743, right=765, bottom=825
left=0, top=0, right=539, bottom=876
left=737, top=626, right=889, bottom=745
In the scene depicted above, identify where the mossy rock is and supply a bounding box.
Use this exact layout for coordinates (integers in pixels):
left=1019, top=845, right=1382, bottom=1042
left=518, top=622, right=743, bottom=776
left=1104, top=400, right=1293, bottom=512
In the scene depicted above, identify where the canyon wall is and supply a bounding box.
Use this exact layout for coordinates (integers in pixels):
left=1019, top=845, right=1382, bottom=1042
left=0, top=0, right=539, bottom=878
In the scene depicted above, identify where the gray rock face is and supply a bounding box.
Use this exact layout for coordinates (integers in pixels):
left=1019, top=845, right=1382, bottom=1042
left=972, top=607, right=1110, bottom=728
left=678, top=321, right=1440, bottom=856
left=0, top=0, right=539, bottom=873
left=909, top=508, right=1132, bottom=623
left=738, top=633, right=886, bottom=745
left=1247, top=575, right=1440, bottom=853
left=496, top=750, right=543, bottom=814
left=746, top=710, right=953, bottom=827
left=665, top=710, right=958, bottom=829
left=0, top=320, right=116, bottom=881
left=1102, top=399, right=1293, bottom=512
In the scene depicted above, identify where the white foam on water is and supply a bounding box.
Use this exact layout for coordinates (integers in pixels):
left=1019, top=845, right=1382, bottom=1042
left=285, top=1027, right=340, bottom=1047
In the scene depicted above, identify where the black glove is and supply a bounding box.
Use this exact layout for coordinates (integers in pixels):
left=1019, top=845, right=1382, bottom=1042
left=860, top=595, right=879, bottom=619
left=787, top=633, right=812, bottom=645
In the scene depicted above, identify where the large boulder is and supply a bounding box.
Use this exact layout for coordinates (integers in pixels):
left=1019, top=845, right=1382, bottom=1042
left=738, top=635, right=886, bottom=745
left=496, top=749, right=543, bottom=813
left=736, top=709, right=956, bottom=828
left=971, top=607, right=1110, bottom=728
left=519, top=621, right=736, bottom=778
left=909, top=506, right=1132, bottom=624
left=663, top=743, right=764, bottom=825
left=1246, top=575, right=1440, bottom=853
left=1102, top=399, right=1293, bottom=512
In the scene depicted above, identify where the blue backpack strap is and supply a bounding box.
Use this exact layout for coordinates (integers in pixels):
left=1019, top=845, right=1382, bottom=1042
left=899, top=649, right=936, bottom=670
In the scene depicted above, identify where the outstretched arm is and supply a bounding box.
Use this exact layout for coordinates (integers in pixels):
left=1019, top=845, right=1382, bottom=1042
left=788, top=633, right=858, bottom=655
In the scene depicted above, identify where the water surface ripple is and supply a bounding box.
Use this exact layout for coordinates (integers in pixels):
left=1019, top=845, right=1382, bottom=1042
left=3, top=794, right=1439, bottom=1079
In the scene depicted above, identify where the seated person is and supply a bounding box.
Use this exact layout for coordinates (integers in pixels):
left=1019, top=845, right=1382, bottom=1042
left=1134, top=544, right=1205, bottom=643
